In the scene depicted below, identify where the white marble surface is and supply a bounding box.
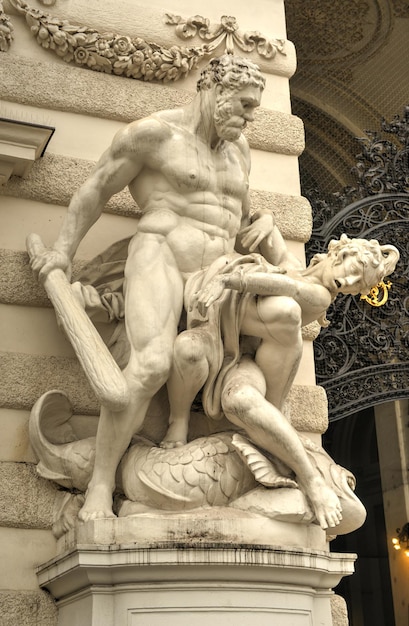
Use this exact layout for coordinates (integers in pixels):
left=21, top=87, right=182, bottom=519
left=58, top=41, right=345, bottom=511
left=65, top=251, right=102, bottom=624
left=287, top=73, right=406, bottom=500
left=37, top=539, right=356, bottom=626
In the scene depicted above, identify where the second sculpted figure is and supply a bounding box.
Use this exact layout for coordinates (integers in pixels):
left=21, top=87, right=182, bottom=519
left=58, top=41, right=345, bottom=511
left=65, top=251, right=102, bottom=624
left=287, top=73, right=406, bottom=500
left=28, top=53, right=399, bottom=531
left=161, top=235, right=399, bottom=529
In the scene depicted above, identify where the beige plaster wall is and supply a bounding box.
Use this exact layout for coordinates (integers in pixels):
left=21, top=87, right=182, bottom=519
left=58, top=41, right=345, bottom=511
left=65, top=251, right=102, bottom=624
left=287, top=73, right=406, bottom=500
left=0, top=0, right=328, bottom=622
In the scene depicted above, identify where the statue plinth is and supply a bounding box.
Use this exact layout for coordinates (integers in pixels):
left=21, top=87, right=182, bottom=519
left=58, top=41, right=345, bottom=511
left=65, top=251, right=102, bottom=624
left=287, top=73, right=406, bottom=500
left=55, top=510, right=327, bottom=552
left=37, top=523, right=356, bottom=626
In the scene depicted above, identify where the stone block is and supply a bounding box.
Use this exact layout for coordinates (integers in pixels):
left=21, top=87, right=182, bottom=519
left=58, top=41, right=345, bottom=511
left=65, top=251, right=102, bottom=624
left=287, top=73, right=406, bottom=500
left=0, top=590, right=57, bottom=626
left=0, top=305, right=74, bottom=357
left=37, top=542, right=355, bottom=626
left=250, top=188, right=312, bottom=242
left=0, top=409, right=36, bottom=463
left=0, top=461, right=57, bottom=530
left=1, top=160, right=309, bottom=242
left=0, top=351, right=98, bottom=415
left=0, top=249, right=49, bottom=307
left=0, top=527, right=56, bottom=590
left=0, top=55, right=302, bottom=154
left=330, top=594, right=349, bottom=626
left=0, top=349, right=327, bottom=432
left=287, top=385, right=328, bottom=433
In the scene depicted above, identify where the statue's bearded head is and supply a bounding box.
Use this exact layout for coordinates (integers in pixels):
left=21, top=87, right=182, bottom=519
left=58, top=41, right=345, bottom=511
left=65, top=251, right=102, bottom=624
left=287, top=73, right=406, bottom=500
left=197, top=54, right=265, bottom=142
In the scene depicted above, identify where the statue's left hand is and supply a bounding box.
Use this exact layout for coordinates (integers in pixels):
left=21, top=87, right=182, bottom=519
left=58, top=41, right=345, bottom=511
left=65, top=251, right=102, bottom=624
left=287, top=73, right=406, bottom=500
left=239, top=213, right=275, bottom=252
left=196, top=275, right=227, bottom=317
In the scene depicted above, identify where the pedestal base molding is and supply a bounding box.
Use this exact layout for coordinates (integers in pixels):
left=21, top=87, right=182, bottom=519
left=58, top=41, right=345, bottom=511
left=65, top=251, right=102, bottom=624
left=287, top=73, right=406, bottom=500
left=37, top=518, right=356, bottom=626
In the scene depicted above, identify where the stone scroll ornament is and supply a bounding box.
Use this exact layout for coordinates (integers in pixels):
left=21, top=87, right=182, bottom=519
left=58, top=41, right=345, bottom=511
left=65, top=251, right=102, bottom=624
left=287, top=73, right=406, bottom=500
left=1, top=0, right=285, bottom=81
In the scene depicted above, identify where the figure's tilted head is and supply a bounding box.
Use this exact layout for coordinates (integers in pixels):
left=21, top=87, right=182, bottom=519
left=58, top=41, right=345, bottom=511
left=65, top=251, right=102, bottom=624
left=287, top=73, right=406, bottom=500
left=311, top=234, right=400, bottom=296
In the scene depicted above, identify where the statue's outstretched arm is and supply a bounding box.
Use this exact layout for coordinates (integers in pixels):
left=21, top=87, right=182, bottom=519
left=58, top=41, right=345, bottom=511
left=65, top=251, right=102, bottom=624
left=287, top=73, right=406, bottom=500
left=225, top=270, right=331, bottom=318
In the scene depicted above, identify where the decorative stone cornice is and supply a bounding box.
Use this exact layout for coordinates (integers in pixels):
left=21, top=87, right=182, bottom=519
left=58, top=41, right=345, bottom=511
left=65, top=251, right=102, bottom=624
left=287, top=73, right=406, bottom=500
left=0, top=118, right=54, bottom=184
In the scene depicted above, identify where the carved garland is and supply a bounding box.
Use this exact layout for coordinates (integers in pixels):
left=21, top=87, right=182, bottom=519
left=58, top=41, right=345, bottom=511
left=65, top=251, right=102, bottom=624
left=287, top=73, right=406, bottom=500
left=165, top=14, right=285, bottom=60
left=0, top=0, right=13, bottom=51
left=1, top=1, right=285, bottom=82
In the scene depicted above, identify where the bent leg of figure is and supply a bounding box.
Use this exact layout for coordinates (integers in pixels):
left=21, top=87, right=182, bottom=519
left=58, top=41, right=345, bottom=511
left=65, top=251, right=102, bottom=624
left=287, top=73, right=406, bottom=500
left=240, top=295, right=303, bottom=410
left=221, top=357, right=342, bottom=530
left=79, top=235, right=184, bottom=521
left=161, top=328, right=213, bottom=448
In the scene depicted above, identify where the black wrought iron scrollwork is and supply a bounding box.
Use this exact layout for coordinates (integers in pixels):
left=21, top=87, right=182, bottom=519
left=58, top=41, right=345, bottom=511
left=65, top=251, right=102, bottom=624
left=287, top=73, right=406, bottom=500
left=306, top=106, right=409, bottom=420
left=307, top=106, right=409, bottom=228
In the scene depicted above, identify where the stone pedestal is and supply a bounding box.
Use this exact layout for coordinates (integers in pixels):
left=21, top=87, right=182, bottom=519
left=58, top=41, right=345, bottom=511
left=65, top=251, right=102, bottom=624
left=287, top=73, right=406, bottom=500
left=37, top=518, right=356, bottom=626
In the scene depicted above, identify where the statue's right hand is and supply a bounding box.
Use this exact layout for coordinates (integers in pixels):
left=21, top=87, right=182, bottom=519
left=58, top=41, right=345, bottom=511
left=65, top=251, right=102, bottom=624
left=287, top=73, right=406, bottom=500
left=27, top=233, right=72, bottom=281
left=29, top=248, right=72, bottom=282
left=30, top=249, right=71, bottom=280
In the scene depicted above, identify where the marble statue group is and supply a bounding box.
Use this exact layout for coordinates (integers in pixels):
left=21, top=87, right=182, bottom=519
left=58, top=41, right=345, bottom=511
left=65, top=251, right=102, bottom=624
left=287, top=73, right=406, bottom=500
left=27, top=54, right=399, bottom=537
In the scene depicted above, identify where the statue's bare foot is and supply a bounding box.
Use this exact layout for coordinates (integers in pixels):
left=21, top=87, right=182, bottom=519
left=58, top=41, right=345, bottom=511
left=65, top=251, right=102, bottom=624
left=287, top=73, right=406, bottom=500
left=78, top=484, right=116, bottom=522
left=303, top=476, right=343, bottom=530
left=160, top=420, right=188, bottom=449
left=160, top=439, right=185, bottom=449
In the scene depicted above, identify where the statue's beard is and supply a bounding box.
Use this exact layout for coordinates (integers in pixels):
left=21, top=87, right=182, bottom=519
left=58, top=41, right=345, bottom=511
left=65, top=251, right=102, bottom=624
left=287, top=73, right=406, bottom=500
left=214, top=92, right=244, bottom=142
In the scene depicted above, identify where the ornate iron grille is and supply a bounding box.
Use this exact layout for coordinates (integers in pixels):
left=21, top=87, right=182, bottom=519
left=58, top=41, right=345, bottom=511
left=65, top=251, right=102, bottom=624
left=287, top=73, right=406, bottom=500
left=306, top=106, right=409, bottom=420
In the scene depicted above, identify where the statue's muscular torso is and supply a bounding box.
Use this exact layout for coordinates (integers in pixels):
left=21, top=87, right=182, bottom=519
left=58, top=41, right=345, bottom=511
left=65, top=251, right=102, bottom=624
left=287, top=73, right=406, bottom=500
left=122, top=110, right=250, bottom=274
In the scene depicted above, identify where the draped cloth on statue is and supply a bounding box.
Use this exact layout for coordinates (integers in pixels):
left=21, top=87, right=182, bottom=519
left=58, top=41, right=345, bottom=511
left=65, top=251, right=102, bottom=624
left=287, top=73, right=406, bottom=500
left=78, top=237, right=130, bottom=322
left=78, top=240, right=275, bottom=419
left=183, top=252, right=273, bottom=420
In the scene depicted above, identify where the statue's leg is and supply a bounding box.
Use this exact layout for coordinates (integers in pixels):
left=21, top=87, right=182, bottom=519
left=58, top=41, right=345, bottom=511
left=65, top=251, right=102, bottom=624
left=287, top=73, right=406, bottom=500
left=79, top=235, right=184, bottom=521
left=221, top=357, right=342, bottom=530
left=161, top=329, right=213, bottom=448
left=240, top=295, right=303, bottom=410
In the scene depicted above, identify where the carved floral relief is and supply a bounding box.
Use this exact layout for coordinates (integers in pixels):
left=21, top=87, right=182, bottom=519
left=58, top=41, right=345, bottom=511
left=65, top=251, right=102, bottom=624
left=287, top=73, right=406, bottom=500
left=165, top=13, right=285, bottom=60
left=1, top=1, right=285, bottom=82
left=0, top=0, right=13, bottom=50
